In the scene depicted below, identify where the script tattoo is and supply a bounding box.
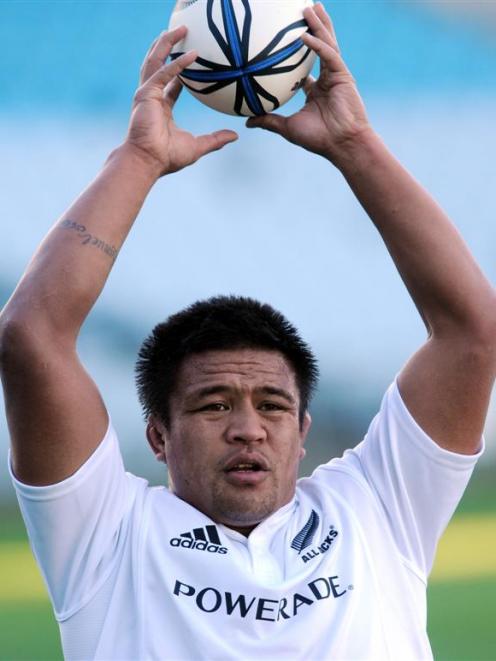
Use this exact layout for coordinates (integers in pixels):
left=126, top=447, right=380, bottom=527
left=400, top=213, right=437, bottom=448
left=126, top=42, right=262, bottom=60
left=60, top=219, right=118, bottom=261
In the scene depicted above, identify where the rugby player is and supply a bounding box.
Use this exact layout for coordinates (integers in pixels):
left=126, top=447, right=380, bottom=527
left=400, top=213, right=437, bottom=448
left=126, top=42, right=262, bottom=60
left=1, top=4, right=495, bottom=659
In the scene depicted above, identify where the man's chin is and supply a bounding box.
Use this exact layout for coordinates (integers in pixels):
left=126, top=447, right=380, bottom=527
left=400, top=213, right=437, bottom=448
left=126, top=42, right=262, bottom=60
left=210, top=485, right=278, bottom=530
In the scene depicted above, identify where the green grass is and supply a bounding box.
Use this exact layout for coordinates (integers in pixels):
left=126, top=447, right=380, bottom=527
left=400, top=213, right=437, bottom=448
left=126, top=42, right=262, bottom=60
left=455, top=467, right=496, bottom=515
left=0, top=601, right=62, bottom=661
left=428, top=578, right=496, bottom=661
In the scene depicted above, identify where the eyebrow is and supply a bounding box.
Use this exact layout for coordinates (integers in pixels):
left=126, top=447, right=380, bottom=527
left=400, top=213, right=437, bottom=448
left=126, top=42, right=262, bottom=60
left=188, top=385, right=231, bottom=400
left=187, top=384, right=296, bottom=405
left=257, top=386, right=296, bottom=405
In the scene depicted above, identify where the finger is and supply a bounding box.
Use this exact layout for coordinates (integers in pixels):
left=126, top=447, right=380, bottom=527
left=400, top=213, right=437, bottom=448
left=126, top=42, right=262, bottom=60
left=140, top=50, right=197, bottom=98
left=144, top=35, right=161, bottom=61
left=245, top=113, right=287, bottom=136
left=141, top=34, right=167, bottom=84
left=314, top=2, right=339, bottom=45
left=163, top=77, right=183, bottom=106
left=301, top=32, right=347, bottom=75
left=195, top=130, right=239, bottom=158
left=140, top=26, right=188, bottom=85
left=303, top=6, right=338, bottom=51
left=150, top=25, right=187, bottom=64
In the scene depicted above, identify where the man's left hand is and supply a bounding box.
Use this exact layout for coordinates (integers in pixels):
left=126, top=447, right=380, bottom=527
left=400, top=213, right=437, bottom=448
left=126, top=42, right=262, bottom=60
left=246, top=3, right=370, bottom=164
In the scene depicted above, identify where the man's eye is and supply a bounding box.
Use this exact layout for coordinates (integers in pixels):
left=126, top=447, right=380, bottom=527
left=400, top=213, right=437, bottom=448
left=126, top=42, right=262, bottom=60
left=260, top=402, right=284, bottom=411
left=201, top=403, right=229, bottom=411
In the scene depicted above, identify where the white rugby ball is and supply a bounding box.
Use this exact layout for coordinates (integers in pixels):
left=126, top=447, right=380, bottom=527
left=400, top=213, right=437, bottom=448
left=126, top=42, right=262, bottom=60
left=168, top=0, right=316, bottom=116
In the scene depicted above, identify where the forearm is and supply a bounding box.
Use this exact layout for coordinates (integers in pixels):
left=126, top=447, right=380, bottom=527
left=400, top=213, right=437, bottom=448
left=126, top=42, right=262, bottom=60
left=1, top=145, right=160, bottom=341
left=333, top=129, right=496, bottom=337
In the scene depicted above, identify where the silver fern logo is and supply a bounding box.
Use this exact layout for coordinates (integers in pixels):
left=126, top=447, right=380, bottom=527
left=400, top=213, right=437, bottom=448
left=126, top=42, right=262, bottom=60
left=291, top=512, right=339, bottom=564
left=290, top=510, right=320, bottom=554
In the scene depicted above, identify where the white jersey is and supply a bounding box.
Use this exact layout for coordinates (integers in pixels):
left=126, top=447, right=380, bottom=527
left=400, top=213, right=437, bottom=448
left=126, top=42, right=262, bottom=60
left=10, top=380, right=482, bottom=661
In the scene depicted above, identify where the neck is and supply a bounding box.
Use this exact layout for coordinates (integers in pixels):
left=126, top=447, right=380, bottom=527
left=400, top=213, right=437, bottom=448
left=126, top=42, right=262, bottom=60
left=226, top=523, right=258, bottom=537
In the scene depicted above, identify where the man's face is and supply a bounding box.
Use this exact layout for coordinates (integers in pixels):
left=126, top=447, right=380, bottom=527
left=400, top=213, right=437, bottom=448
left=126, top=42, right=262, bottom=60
left=148, top=348, right=311, bottom=534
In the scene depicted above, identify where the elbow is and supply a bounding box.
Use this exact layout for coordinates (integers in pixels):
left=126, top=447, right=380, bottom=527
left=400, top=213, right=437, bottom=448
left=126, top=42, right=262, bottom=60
left=0, top=293, right=79, bottom=365
left=431, top=290, right=496, bottom=374
left=0, top=313, right=67, bottom=372
left=444, top=289, right=496, bottom=357
left=473, top=290, right=496, bottom=360
left=0, top=316, right=36, bottom=371
left=463, top=305, right=496, bottom=374
left=0, top=294, right=40, bottom=355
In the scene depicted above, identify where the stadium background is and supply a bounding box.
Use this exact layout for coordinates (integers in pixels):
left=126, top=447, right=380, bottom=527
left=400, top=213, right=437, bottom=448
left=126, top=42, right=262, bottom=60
left=0, top=0, right=495, bottom=658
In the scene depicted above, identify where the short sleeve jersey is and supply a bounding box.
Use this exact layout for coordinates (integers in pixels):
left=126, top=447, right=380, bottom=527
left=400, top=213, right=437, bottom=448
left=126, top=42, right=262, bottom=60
left=10, top=380, right=482, bottom=660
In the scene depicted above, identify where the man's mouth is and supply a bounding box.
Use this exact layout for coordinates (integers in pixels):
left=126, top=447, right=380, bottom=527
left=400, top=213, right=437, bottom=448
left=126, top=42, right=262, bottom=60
left=225, top=462, right=265, bottom=473
left=222, top=456, right=270, bottom=485
left=223, top=453, right=270, bottom=472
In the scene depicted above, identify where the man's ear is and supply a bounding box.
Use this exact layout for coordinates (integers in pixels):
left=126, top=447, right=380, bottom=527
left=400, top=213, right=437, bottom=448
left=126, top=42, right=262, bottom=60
left=146, top=415, right=168, bottom=464
left=299, top=412, right=312, bottom=460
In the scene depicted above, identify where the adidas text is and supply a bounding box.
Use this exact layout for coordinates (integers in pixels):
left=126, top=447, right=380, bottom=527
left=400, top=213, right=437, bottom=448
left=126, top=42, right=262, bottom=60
left=170, top=525, right=228, bottom=554
left=170, top=538, right=228, bottom=554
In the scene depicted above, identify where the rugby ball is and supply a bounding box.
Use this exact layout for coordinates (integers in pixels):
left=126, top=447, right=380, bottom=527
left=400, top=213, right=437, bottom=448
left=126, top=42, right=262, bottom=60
left=168, top=0, right=316, bottom=116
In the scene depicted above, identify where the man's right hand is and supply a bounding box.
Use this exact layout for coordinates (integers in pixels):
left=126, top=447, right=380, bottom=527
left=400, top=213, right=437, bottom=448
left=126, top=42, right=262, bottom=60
left=126, top=26, right=238, bottom=177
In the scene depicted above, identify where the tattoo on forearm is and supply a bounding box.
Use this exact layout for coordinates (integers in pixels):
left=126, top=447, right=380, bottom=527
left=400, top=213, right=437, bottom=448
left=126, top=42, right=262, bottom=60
left=60, top=219, right=118, bottom=261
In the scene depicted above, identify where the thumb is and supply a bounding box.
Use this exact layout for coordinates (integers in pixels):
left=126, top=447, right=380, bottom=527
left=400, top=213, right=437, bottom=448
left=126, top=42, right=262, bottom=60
left=246, top=113, right=287, bottom=136
left=194, top=129, right=239, bottom=159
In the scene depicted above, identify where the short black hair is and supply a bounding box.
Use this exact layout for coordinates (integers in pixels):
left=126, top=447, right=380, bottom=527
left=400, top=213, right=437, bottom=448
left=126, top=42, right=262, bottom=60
left=135, top=295, right=319, bottom=428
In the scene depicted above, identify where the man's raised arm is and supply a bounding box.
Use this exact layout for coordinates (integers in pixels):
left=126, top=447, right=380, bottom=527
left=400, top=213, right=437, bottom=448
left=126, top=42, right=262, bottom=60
left=248, top=3, right=496, bottom=454
left=0, top=27, right=237, bottom=486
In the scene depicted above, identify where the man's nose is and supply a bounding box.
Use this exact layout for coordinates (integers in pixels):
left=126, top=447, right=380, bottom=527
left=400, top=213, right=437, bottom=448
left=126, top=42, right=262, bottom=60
left=225, top=407, right=267, bottom=444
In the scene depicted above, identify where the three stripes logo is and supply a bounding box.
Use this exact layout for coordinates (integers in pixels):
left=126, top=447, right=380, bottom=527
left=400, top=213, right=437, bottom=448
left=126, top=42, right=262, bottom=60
left=171, top=0, right=312, bottom=116
left=170, top=525, right=228, bottom=554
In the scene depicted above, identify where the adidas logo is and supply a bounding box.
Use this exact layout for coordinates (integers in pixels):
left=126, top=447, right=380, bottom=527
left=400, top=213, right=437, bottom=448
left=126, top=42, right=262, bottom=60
left=170, top=525, right=228, bottom=554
